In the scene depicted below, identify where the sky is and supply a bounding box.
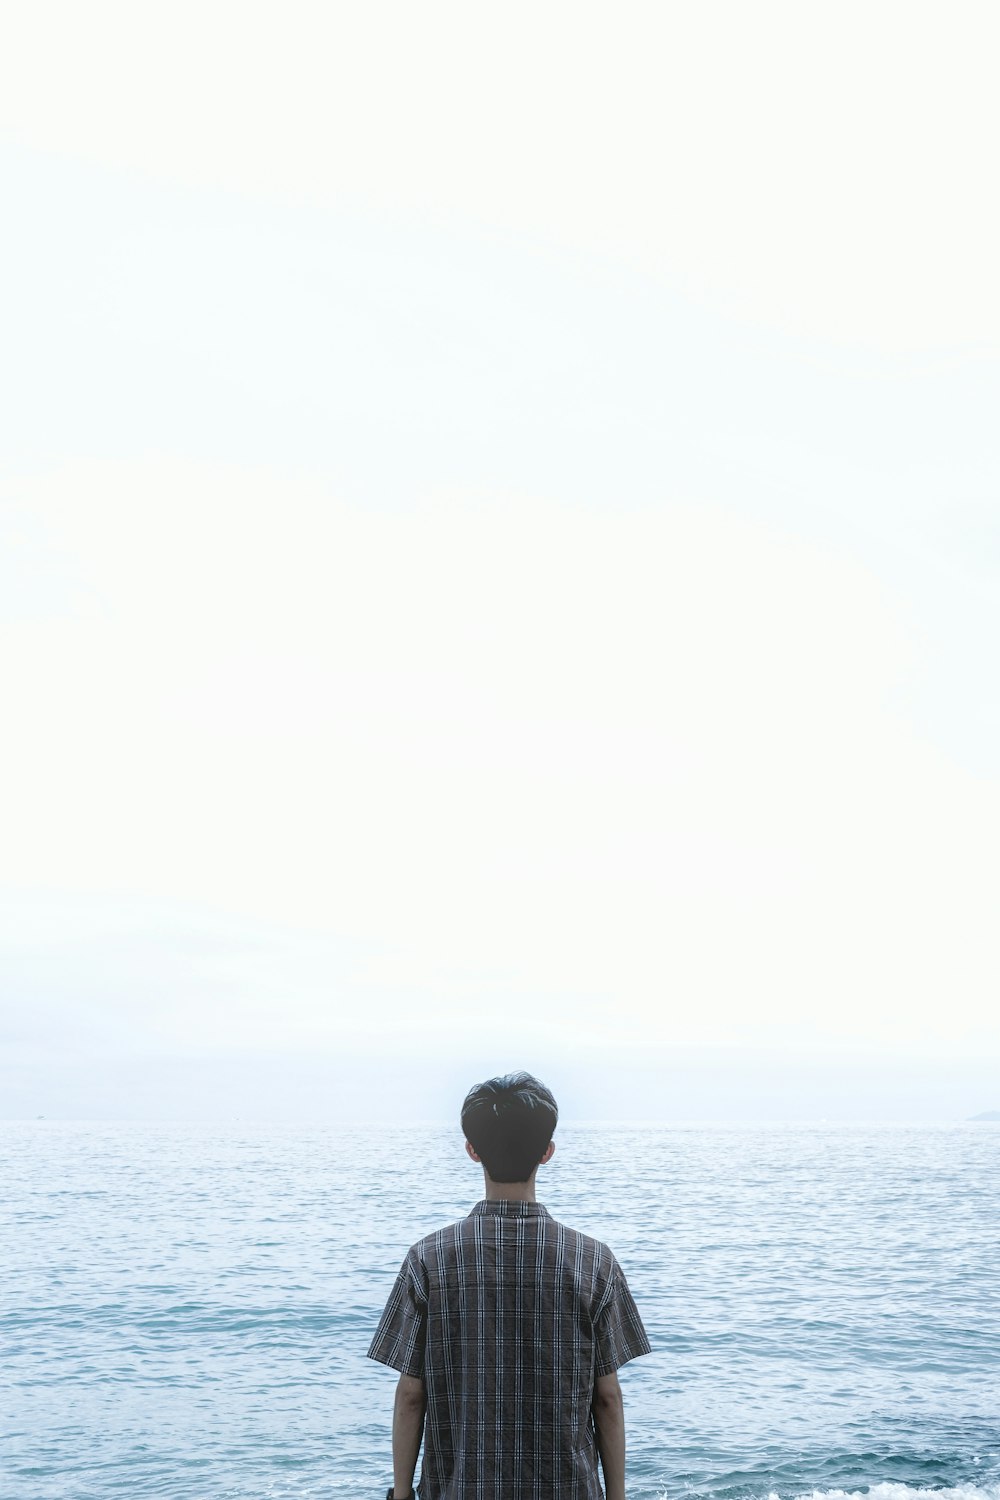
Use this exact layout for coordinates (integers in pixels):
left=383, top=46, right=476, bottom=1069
left=2, top=2, right=999, bottom=1122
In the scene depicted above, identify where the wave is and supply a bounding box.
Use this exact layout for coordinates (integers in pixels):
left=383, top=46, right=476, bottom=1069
left=766, top=1487, right=1000, bottom=1500
left=651, top=1475, right=1000, bottom=1500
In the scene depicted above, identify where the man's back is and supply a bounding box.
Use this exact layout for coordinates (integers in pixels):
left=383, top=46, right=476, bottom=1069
left=368, top=1197, right=650, bottom=1500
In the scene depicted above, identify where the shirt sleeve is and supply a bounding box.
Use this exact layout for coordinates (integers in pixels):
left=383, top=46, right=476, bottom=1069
left=367, top=1247, right=428, bottom=1378
left=593, top=1257, right=652, bottom=1376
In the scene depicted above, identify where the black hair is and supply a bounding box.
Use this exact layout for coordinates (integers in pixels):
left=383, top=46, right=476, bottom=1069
left=461, top=1071, right=558, bottom=1184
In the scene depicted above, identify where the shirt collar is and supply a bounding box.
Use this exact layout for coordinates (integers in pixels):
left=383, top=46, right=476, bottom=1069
left=469, top=1199, right=551, bottom=1218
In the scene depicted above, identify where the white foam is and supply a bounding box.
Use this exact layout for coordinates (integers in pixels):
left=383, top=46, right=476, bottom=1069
left=653, top=1484, right=1000, bottom=1500
left=766, top=1485, right=1000, bottom=1500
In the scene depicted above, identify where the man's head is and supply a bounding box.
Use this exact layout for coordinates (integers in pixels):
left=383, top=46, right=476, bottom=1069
left=461, top=1071, right=558, bottom=1184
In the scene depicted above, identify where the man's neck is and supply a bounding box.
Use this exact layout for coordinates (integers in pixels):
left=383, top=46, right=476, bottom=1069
left=483, top=1174, right=538, bottom=1204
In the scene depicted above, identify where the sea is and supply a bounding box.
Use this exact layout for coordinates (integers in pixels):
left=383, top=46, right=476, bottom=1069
left=2, top=1120, right=998, bottom=1500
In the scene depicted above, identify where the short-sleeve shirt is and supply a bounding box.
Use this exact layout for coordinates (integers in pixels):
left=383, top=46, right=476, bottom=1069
left=367, top=1199, right=651, bottom=1500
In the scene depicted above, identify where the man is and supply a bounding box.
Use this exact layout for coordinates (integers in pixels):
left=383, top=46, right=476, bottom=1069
left=367, top=1071, right=651, bottom=1500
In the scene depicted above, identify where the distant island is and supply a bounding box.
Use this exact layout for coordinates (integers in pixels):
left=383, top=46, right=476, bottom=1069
left=967, top=1110, right=1000, bottom=1121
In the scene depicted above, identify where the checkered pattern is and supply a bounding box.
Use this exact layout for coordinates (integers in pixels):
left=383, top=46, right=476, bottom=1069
left=368, top=1199, right=651, bottom=1500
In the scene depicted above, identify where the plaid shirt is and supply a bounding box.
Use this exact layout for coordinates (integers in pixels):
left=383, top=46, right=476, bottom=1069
left=367, top=1199, right=651, bottom=1500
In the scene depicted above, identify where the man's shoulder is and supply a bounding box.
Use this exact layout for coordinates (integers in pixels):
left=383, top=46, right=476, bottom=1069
left=546, top=1216, right=623, bottom=1283
left=406, top=1209, right=618, bottom=1273
left=400, top=1214, right=475, bottom=1266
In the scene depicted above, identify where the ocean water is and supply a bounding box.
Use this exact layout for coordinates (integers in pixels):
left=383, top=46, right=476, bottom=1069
left=2, top=1120, right=998, bottom=1500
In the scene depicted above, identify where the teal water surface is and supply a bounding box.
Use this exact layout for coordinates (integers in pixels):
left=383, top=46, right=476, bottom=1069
left=2, top=1121, right=999, bottom=1500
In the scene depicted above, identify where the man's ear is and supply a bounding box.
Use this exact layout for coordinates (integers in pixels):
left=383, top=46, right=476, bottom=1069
left=540, top=1140, right=555, bottom=1165
left=465, top=1139, right=481, bottom=1163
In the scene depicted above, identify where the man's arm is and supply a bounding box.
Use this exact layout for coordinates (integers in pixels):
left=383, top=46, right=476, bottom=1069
left=392, top=1372, right=427, bottom=1497
left=592, top=1370, right=626, bottom=1500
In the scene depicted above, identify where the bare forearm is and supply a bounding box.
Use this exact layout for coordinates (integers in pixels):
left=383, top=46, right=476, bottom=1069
left=593, top=1398, right=626, bottom=1500
left=392, top=1388, right=426, bottom=1496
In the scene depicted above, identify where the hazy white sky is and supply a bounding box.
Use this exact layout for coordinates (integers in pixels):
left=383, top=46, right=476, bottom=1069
left=2, top=3, right=999, bottom=1121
